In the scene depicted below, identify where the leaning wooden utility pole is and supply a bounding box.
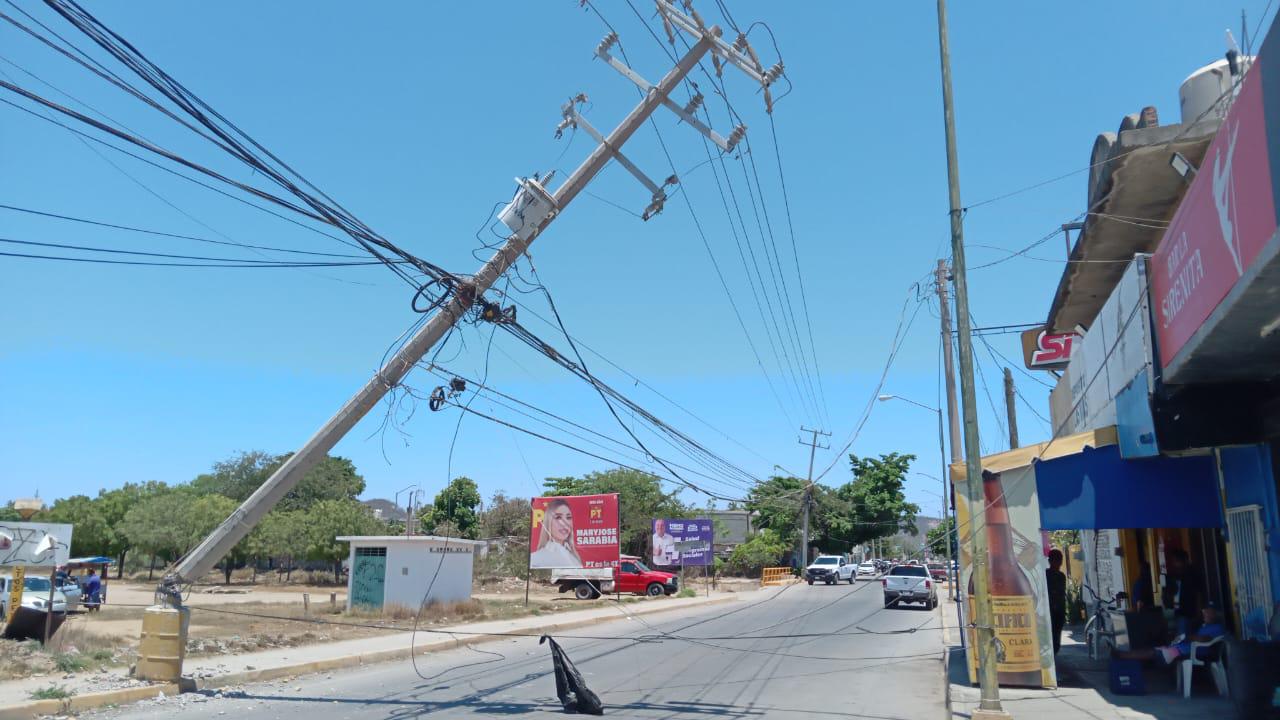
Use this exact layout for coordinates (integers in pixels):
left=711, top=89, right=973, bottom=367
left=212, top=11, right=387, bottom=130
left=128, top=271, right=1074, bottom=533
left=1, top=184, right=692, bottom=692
left=1003, top=368, right=1019, bottom=449
left=936, top=0, right=1009, bottom=716
left=135, top=0, right=780, bottom=683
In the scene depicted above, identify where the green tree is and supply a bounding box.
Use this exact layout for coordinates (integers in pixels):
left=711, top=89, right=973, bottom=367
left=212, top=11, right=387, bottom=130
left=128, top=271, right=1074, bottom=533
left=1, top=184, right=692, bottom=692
left=306, top=499, right=388, bottom=582
left=191, top=450, right=277, bottom=501
left=192, top=451, right=364, bottom=511
left=250, top=511, right=309, bottom=581
left=478, top=492, right=530, bottom=539
left=38, top=495, right=113, bottom=557
left=420, top=477, right=482, bottom=539
left=744, top=476, right=806, bottom=545
left=97, top=482, right=167, bottom=577
left=726, top=529, right=790, bottom=577
left=821, top=453, right=920, bottom=552
left=185, top=494, right=251, bottom=584
left=0, top=503, right=22, bottom=521
left=542, top=469, right=690, bottom=558
left=120, top=487, right=198, bottom=579
left=926, top=516, right=957, bottom=558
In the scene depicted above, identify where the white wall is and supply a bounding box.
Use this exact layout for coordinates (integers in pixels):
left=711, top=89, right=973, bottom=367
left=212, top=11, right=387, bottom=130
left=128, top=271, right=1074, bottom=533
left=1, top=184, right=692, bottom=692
left=344, top=539, right=476, bottom=612
left=384, top=542, right=475, bottom=610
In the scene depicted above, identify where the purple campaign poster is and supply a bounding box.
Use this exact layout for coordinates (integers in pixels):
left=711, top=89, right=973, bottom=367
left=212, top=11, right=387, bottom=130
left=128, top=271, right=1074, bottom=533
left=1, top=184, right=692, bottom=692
left=650, top=518, right=713, bottom=567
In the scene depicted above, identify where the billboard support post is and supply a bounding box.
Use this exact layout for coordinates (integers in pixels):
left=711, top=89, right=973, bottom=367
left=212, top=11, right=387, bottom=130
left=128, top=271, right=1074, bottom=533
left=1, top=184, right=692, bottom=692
left=43, top=569, right=55, bottom=644
left=524, top=552, right=531, bottom=607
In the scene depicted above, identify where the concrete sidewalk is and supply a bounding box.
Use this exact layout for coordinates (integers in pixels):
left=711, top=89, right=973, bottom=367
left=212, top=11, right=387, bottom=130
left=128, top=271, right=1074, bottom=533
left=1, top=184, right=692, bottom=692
left=941, top=594, right=1234, bottom=719
left=0, top=589, right=746, bottom=718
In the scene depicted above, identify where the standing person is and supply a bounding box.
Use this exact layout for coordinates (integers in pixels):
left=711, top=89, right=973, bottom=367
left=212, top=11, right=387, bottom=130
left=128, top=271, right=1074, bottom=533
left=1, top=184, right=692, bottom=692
left=1046, top=548, right=1067, bottom=654
left=1131, top=560, right=1155, bottom=611
left=82, top=569, right=102, bottom=612
left=530, top=499, right=584, bottom=569
left=651, top=519, right=677, bottom=567
left=1162, top=549, right=1205, bottom=634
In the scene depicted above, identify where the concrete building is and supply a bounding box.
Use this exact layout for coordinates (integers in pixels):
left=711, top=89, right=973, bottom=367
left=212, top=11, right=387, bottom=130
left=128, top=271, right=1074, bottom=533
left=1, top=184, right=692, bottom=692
left=337, top=535, right=485, bottom=612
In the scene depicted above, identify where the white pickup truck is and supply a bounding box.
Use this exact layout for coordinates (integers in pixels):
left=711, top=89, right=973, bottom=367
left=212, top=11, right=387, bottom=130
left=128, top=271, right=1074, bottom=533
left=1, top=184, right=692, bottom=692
left=881, top=564, right=937, bottom=609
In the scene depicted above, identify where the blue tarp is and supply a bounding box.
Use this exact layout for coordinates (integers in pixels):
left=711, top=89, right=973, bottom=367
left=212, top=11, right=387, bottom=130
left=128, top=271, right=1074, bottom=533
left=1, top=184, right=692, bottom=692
left=1035, top=444, right=1222, bottom=530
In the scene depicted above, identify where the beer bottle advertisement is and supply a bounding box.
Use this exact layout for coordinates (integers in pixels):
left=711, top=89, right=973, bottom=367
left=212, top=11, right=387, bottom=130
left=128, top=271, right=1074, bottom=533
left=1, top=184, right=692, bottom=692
left=956, top=464, right=1056, bottom=688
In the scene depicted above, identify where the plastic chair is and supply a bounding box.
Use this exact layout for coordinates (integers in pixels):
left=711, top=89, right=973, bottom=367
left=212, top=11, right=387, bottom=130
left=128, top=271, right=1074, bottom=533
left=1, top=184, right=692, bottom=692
left=1176, top=636, right=1228, bottom=698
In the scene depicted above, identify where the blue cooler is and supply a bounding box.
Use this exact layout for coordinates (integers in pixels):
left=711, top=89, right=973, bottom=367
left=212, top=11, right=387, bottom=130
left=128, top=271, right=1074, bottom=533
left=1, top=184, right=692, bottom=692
left=1108, top=658, right=1146, bottom=695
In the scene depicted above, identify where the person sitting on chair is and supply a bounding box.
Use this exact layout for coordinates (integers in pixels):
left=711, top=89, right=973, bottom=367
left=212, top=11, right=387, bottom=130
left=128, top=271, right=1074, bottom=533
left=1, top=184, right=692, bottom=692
left=1154, top=604, right=1225, bottom=665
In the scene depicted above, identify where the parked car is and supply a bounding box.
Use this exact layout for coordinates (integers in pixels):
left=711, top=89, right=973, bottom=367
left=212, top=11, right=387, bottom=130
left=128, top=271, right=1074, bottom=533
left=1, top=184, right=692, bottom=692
left=882, top=565, right=938, bottom=609
left=553, top=555, right=678, bottom=599
left=805, top=555, right=853, bottom=585
left=0, top=575, right=69, bottom=640
left=856, top=562, right=878, bottom=579
left=926, top=563, right=948, bottom=582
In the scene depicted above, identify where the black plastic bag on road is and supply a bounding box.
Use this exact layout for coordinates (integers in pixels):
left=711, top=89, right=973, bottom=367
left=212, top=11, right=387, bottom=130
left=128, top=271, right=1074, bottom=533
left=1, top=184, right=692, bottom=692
left=540, top=635, right=604, bottom=715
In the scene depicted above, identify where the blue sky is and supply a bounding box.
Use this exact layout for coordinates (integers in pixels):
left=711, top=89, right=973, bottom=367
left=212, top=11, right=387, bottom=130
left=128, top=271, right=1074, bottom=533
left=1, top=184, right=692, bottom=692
left=1, top=1, right=1268, bottom=519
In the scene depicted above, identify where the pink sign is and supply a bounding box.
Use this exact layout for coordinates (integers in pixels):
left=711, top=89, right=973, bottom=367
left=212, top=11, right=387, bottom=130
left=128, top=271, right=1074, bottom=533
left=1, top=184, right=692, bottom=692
left=1152, top=63, right=1278, bottom=368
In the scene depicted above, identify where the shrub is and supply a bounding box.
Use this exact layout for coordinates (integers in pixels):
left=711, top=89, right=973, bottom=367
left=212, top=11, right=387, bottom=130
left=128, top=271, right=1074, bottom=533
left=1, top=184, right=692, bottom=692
left=30, top=684, right=73, bottom=700
left=726, top=529, right=790, bottom=578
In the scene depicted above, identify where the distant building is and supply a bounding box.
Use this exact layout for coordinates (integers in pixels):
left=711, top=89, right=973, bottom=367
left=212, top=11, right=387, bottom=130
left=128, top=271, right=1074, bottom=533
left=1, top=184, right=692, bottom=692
left=337, top=535, right=484, bottom=612
left=709, top=510, right=753, bottom=556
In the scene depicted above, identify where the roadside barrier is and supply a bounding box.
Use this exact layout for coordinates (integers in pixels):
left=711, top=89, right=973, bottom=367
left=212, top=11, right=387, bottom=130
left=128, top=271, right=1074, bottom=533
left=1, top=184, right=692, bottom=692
left=760, top=567, right=794, bottom=586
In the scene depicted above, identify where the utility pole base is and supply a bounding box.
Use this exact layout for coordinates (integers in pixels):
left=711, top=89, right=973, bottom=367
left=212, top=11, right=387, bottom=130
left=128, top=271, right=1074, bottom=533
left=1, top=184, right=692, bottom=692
left=134, top=605, right=190, bottom=682
left=970, top=709, right=1014, bottom=720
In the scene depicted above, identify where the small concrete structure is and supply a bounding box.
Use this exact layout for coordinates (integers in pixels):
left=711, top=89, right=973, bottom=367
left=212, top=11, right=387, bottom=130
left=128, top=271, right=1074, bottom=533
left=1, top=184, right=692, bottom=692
left=336, top=535, right=485, bottom=613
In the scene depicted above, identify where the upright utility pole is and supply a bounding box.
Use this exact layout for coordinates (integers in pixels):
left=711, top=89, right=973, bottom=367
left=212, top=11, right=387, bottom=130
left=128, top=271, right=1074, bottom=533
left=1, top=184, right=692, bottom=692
left=157, top=1, right=776, bottom=600
left=936, top=0, right=1007, bottom=716
left=799, top=427, right=830, bottom=565
left=935, top=260, right=962, bottom=465
left=1003, top=368, right=1019, bottom=449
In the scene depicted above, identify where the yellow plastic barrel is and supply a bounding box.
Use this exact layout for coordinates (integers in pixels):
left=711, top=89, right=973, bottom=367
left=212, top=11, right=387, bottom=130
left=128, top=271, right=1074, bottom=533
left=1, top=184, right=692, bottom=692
left=135, top=606, right=189, bottom=682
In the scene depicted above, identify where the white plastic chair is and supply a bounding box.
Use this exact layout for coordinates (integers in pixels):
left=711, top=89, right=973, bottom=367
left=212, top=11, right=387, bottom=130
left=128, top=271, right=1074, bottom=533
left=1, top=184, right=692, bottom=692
left=1175, top=635, right=1228, bottom=698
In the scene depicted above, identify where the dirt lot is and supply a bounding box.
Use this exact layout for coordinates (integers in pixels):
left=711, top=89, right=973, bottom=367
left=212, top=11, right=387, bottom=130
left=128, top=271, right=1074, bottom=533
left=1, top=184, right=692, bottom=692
left=1, top=574, right=753, bottom=683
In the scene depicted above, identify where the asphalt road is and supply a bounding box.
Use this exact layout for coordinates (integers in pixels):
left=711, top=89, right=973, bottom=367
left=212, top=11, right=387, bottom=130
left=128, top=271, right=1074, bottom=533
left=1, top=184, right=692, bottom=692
left=89, top=579, right=945, bottom=719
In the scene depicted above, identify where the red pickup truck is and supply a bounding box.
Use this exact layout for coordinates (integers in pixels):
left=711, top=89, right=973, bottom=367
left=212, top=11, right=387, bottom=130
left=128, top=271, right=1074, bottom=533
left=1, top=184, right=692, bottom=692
left=553, top=555, right=679, bottom=599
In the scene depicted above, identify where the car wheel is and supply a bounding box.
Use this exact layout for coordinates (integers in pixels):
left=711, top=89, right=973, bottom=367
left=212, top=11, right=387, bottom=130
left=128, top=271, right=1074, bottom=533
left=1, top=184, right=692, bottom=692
left=574, top=583, right=599, bottom=600
left=883, top=596, right=894, bottom=608
left=807, top=579, right=814, bottom=585
left=848, top=575, right=854, bottom=584
left=646, top=583, right=665, bottom=597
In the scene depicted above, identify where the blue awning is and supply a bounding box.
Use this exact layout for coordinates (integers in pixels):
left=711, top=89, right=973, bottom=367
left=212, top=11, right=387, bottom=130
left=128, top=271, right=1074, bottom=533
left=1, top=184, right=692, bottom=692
left=1035, top=444, right=1221, bottom=530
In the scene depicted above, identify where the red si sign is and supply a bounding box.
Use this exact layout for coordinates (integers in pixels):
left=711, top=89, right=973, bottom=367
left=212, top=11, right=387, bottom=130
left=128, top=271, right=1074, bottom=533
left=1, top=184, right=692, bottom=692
left=1020, top=328, right=1079, bottom=370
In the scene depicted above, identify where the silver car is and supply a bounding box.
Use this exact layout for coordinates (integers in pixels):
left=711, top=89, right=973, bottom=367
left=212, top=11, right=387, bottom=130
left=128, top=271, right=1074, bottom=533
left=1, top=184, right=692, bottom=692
left=0, top=575, right=69, bottom=616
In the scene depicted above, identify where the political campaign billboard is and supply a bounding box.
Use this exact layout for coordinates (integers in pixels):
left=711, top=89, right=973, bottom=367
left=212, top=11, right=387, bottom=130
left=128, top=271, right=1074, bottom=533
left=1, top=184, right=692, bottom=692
left=529, top=494, right=619, bottom=569
left=650, top=518, right=713, bottom=567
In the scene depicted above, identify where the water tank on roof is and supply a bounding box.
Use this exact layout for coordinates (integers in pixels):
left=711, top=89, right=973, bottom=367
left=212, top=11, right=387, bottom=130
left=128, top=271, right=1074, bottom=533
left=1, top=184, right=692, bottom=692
left=1180, top=56, right=1254, bottom=124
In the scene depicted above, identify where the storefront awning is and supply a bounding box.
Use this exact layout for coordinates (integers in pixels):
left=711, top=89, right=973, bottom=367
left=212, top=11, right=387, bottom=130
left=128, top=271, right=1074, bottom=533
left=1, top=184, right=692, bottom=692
left=1035, top=444, right=1220, bottom=529
left=950, top=426, right=1222, bottom=530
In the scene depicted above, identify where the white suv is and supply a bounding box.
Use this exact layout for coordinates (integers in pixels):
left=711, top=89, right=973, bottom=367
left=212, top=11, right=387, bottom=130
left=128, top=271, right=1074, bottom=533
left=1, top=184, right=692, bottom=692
left=805, top=555, right=854, bottom=585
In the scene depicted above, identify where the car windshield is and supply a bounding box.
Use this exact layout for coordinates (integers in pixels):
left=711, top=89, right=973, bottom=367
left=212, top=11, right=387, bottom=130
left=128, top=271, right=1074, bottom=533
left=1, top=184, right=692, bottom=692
left=859, top=563, right=875, bottom=568
left=927, top=564, right=944, bottom=570
left=629, top=559, right=651, bottom=573
left=814, top=557, right=839, bottom=565
left=889, top=566, right=928, bottom=577
left=23, top=577, right=52, bottom=592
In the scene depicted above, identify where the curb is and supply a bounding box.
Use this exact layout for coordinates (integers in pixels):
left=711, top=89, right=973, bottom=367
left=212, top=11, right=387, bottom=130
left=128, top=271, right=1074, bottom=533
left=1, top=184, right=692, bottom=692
left=0, top=593, right=741, bottom=719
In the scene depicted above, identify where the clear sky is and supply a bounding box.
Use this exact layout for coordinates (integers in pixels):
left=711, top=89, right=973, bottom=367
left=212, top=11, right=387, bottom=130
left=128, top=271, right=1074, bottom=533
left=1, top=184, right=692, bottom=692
left=1, top=1, right=1269, bottom=519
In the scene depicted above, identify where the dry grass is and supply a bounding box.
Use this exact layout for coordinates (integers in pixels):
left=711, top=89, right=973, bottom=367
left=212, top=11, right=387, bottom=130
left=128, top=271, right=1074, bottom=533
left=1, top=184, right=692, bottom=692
left=0, top=623, right=133, bottom=681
